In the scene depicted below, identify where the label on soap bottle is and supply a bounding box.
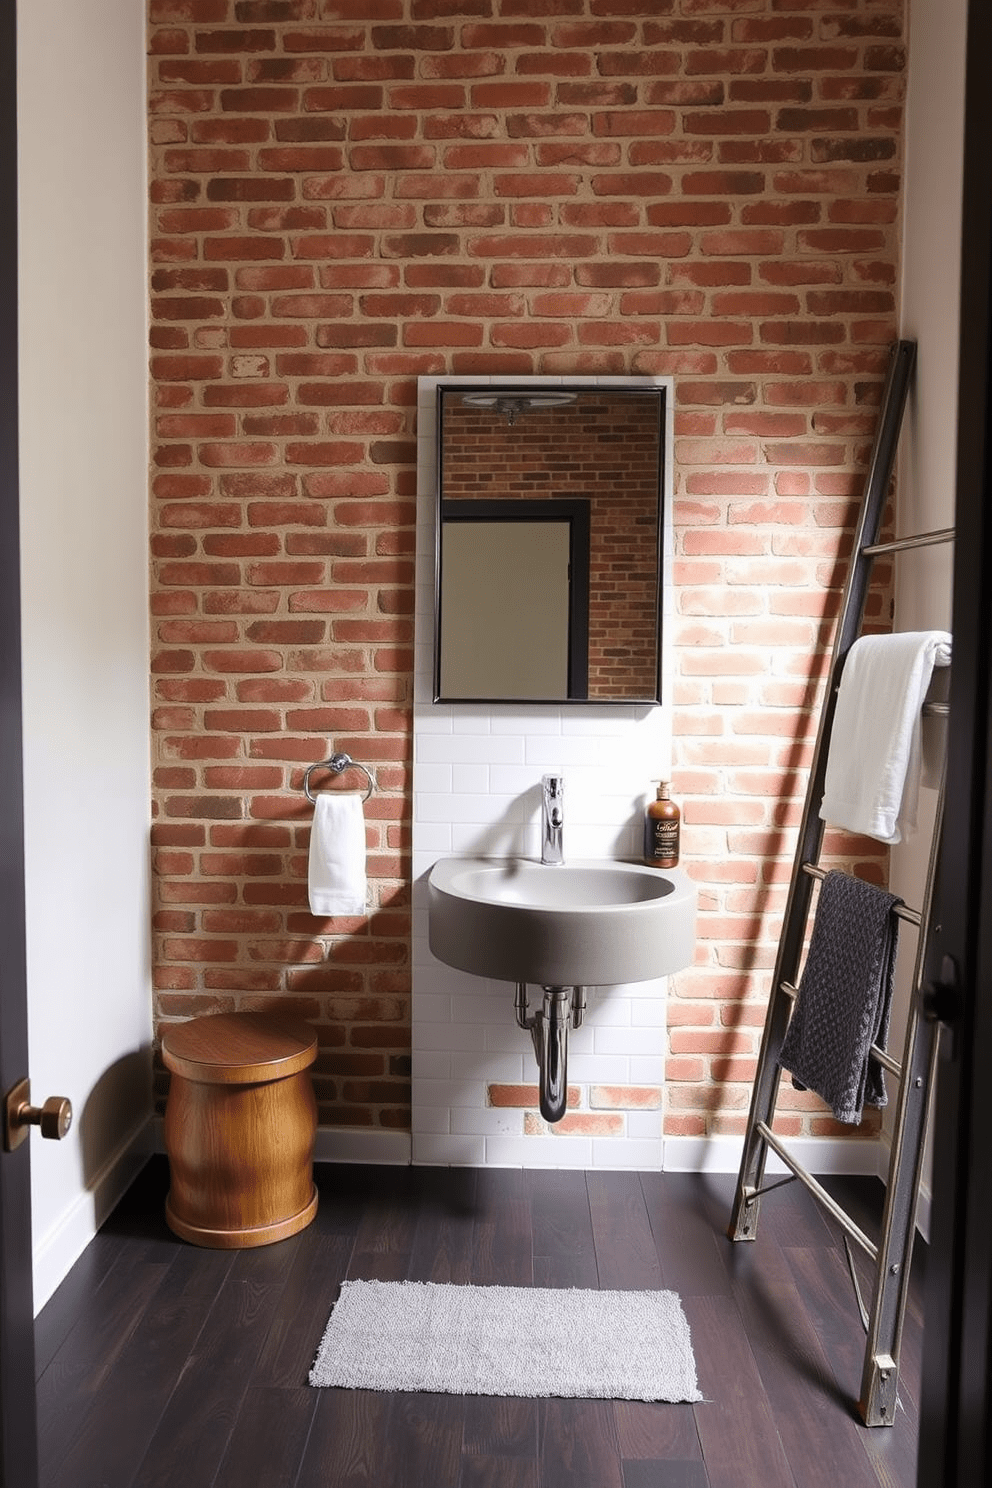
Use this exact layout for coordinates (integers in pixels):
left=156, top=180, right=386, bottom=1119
left=645, top=815, right=680, bottom=867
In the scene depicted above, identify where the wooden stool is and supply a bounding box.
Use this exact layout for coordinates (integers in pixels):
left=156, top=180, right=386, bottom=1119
left=162, top=1012, right=318, bottom=1249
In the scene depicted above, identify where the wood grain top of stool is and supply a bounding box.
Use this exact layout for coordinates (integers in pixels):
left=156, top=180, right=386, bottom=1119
left=161, top=1011, right=318, bottom=1084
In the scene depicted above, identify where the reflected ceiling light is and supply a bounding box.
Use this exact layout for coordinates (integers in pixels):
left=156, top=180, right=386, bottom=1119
left=458, top=390, right=579, bottom=425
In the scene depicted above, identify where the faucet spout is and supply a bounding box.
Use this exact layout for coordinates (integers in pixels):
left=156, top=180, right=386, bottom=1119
left=541, top=774, right=564, bottom=865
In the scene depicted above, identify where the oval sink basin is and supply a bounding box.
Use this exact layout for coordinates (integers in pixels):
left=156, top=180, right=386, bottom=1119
left=428, top=857, right=697, bottom=987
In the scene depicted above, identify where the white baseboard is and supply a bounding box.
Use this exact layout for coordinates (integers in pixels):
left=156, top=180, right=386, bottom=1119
left=140, top=1122, right=935, bottom=1238
left=151, top=1117, right=413, bottom=1168
left=32, top=1113, right=155, bottom=1315
left=875, top=1130, right=931, bottom=1243
left=664, top=1134, right=932, bottom=1243
left=147, top=1119, right=917, bottom=1205
left=314, top=1128, right=412, bottom=1165
left=316, top=1130, right=883, bottom=1176
left=662, top=1133, right=883, bottom=1176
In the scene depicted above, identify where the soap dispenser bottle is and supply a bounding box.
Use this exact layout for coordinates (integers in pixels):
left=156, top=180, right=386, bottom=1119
left=644, top=781, right=680, bottom=869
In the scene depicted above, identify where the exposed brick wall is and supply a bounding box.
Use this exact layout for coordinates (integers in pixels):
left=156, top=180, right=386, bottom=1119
left=147, top=0, right=906, bottom=1142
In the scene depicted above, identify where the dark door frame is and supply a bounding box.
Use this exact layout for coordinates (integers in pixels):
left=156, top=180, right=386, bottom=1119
left=437, top=498, right=591, bottom=702
left=0, top=0, right=42, bottom=1483
left=918, top=0, right=992, bottom=1481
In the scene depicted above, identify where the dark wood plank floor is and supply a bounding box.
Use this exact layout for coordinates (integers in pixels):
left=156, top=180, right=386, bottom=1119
left=35, top=1158, right=923, bottom=1488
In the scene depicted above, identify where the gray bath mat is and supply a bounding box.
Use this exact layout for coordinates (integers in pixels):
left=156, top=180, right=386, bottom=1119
left=309, top=1279, right=702, bottom=1402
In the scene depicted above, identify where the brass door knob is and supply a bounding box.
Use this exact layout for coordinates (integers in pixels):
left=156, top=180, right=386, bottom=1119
left=3, top=1079, right=73, bottom=1151
left=32, top=1095, right=73, bottom=1141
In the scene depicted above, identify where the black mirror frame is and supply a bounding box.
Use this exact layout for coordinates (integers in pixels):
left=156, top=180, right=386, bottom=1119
left=432, top=382, right=667, bottom=706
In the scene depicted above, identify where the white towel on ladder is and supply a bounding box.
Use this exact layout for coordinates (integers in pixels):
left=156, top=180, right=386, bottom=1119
left=819, top=630, right=952, bottom=844
left=308, top=792, right=368, bottom=916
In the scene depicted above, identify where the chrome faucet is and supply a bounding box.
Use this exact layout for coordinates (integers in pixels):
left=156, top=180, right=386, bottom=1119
left=541, top=774, right=564, bottom=865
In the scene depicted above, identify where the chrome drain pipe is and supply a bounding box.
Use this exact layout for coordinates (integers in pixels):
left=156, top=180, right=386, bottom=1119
left=514, top=983, right=585, bottom=1124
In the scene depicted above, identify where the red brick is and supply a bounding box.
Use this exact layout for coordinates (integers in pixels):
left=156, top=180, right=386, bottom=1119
left=685, top=48, right=766, bottom=76
left=148, top=0, right=902, bottom=1139
left=194, top=119, right=272, bottom=146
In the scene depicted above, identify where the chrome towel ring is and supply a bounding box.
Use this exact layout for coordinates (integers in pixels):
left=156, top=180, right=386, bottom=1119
left=303, top=752, right=376, bottom=804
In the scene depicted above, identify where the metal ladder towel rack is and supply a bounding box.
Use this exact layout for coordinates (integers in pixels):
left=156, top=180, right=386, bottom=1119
left=727, top=338, right=955, bottom=1427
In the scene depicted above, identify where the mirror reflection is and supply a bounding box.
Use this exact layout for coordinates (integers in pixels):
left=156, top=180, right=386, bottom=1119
left=434, top=384, right=666, bottom=704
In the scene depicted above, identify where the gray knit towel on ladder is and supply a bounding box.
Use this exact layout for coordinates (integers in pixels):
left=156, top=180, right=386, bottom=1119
left=779, top=870, right=902, bottom=1124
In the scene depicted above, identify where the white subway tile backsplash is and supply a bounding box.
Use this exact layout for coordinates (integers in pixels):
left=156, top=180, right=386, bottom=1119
left=410, top=934, right=431, bottom=970
left=415, top=792, right=513, bottom=823
left=586, top=997, right=633, bottom=1027
left=451, top=712, right=496, bottom=736
left=415, top=962, right=468, bottom=997
left=559, top=707, right=640, bottom=735
left=416, top=1023, right=489, bottom=1053
left=487, top=765, right=548, bottom=797
left=412, top=992, right=454, bottom=1023
left=412, top=762, right=453, bottom=794
left=452, top=1108, right=527, bottom=1137
left=413, top=1051, right=453, bottom=1081
left=625, top=1110, right=665, bottom=1140
left=567, top=1054, right=631, bottom=1084
left=592, top=1026, right=654, bottom=1056
left=413, top=1077, right=489, bottom=1109
left=567, top=826, right=637, bottom=859
left=631, top=996, right=668, bottom=1026
left=591, top=1137, right=662, bottom=1171
left=485, top=1135, right=594, bottom=1168
left=523, top=736, right=616, bottom=768
left=479, top=1054, right=528, bottom=1083
left=414, top=1134, right=487, bottom=1166
left=417, top=734, right=526, bottom=765
left=450, top=821, right=532, bottom=856
left=629, top=1055, right=667, bottom=1084
left=451, top=763, right=491, bottom=793
left=453, top=993, right=511, bottom=1025
left=411, top=1022, right=450, bottom=1053
left=484, top=1026, right=533, bottom=1058
left=414, top=710, right=454, bottom=736
left=489, top=708, right=563, bottom=736
left=410, top=827, right=453, bottom=864
left=568, top=798, right=642, bottom=829
left=412, top=373, right=677, bottom=1171
left=563, top=1022, right=594, bottom=1054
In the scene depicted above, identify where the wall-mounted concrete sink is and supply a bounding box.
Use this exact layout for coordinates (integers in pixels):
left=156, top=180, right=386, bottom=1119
left=427, top=856, right=697, bottom=988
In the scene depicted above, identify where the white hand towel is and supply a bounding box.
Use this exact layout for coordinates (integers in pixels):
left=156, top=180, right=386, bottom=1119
left=819, top=630, right=952, bottom=844
left=308, top=792, right=367, bottom=916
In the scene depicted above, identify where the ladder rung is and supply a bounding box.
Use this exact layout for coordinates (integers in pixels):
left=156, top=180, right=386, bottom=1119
left=861, top=525, right=954, bottom=557
left=778, top=983, right=903, bottom=1079
left=800, top=863, right=922, bottom=927
left=754, top=1122, right=879, bottom=1260
left=869, top=1043, right=902, bottom=1078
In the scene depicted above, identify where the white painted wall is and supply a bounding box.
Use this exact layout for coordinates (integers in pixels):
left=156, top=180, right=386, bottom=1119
left=888, top=0, right=968, bottom=1206
left=897, top=0, right=966, bottom=600
left=17, top=0, right=152, bottom=1310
